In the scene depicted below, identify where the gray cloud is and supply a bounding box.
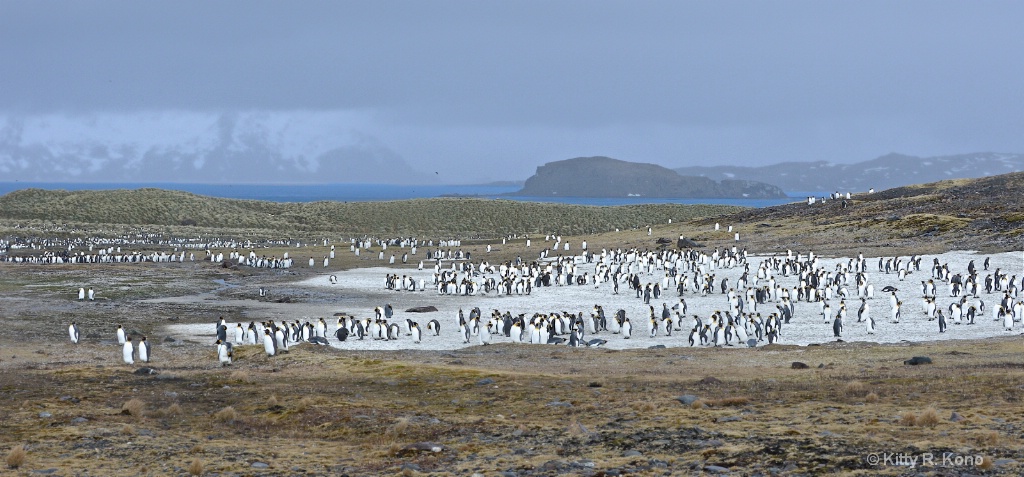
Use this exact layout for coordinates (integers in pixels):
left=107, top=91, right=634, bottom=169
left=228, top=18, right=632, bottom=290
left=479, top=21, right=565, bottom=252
left=1, top=1, right=1022, bottom=183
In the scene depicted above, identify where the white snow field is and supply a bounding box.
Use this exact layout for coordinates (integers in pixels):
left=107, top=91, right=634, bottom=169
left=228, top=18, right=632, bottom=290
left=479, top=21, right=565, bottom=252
left=168, top=250, right=1024, bottom=351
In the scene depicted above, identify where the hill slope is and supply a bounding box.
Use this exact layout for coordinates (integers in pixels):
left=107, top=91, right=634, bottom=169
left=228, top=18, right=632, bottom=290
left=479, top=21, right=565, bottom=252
left=0, top=188, right=740, bottom=237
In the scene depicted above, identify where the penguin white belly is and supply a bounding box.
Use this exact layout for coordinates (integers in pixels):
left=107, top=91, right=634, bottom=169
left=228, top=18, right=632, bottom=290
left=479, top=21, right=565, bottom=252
left=263, top=335, right=276, bottom=356
left=122, top=342, right=134, bottom=365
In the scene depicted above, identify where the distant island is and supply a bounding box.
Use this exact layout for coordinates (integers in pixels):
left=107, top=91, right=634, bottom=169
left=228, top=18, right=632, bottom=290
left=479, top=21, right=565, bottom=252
left=510, top=156, right=787, bottom=199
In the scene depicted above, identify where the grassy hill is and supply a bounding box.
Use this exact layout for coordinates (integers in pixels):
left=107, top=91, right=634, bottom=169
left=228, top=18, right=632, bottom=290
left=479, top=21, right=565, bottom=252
left=0, top=188, right=743, bottom=238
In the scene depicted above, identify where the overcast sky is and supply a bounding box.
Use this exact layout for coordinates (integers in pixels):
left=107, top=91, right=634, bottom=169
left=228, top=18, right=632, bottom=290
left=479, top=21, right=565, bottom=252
left=2, top=1, right=1023, bottom=183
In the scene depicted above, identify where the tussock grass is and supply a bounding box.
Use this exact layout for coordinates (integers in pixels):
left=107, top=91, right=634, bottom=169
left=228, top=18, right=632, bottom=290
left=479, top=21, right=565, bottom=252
left=214, top=406, right=238, bottom=423
left=843, top=380, right=869, bottom=398
left=864, top=392, right=880, bottom=403
left=900, top=412, right=918, bottom=426
left=122, top=398, right=145, bottom=418
left=917, top=407, right=940, bottom=427
left=188, top=458, right=204, bottom=476
left=5, top=444, right=26, bottom=469
left=0, top=189, right=739, bottom=237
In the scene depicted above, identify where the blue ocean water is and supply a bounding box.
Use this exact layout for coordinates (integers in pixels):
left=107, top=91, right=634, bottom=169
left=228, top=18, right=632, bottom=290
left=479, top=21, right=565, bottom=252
left=0, top=182, right=801, bottom=208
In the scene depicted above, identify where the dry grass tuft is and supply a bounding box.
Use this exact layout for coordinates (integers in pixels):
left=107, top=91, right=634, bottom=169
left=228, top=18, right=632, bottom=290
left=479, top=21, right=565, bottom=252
left=214, top=406, right=238, bottom=423
left=297, top=396, right=314, bottom=412
left=978, top=455, right=994, bottom=470
left=188, top=458, right=204, bottom=476
left=917, top=407, right=940, bottom=427
left=266, top=395, right=279, bottom=408
left=122, top=398, right=145, bottom=418
left=900, top=412, right=917, bottom=427
left=864, top=392, right=879, bottom=403
left=6, top=444, right=26, bottom=469
left=632, top=400, right=655, bottom=412
left=977, top=430, right=999, bottom=446
left=167, top=402, right=183, bottom=417
left=121, top=424, right=135, bottom=435
left=691, top=399, right=707, bottom=409
left=228, top=371, right=251, bottom=383
left=843, top=381, right=869, bottom=398
left=696, top=396, right=750, bottom=408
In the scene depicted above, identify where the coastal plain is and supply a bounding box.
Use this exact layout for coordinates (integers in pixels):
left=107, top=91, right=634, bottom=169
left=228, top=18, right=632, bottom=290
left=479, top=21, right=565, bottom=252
left=1, top=175, right=1024, bottom=476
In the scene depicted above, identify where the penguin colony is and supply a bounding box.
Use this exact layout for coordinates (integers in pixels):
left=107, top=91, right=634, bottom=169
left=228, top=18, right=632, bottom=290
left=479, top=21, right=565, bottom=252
left=56, top=231, right=1023, bottom=362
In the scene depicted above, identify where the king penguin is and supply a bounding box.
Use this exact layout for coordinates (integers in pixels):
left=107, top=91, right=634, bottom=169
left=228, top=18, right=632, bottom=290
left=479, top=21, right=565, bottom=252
left=832, top=313, right=843, bottom=338
left=263, top=329, right=277, bottom=357
left=216, top=339, right=233, bottom=366
left=116, top=324, right=127, bottom=345
left=138, top=336, right=151, bottom=363
left=122, top=336, right=135, bottom=365
left=68, top=322, right=80, bottom=344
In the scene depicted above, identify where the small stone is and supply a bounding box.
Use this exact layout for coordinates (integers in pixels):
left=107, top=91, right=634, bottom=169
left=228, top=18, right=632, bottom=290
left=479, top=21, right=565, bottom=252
left=71, top=417, right=88, bottom=424
left=676, top=394, right=700, bottom=405
left=30, top=469, right=58, bottom=475
left=903, top=356, right=932, bottom=365
left=476, top=378, right=495, bottom=385
left=717, top=416, right=741, bottom=422
left=949, top=412, right=963, bottom=422
left=622, top=450, right=643, bottom=457
left=133, top=367, right=158, bottom=375
left=251, top=462, right=270, bottom=469
left=547, top=400, right=572, bottom=408
left=705, top=465, right=731, bottom=473
left=164, top=391, right=178, bottom=398
left=994, top=459, right=1016, bottom=467
left=791, top=362, right=809, bottom=369
left=400, top=463, right=421, bottom=471
left=38, top=412, right=52, bottom=418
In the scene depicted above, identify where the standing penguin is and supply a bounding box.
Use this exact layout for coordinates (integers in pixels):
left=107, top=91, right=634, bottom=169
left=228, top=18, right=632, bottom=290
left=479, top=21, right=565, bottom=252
left=68, top=322, right=80, bottom=344
left=937, top=310, right=947, bottom=333
left=621, top=317, right=632, bottom=339
left=138, top=336, right=151, bottom=363
left=427, top=319, right=441, bottom=336
left=234, top=323, right=244, bottom=344
left=262, top=329, right=277, bottom=357
left=216, top=339, right=233, bottom=366
left=78, top=287, right=86, bottom=300
left=411, top=322, right=422, bottom=343
left=832, top=313, right=843, bottom=338
left=1004, top=306, right=1015, bottom=331
left=122, top=336, right=135, bottom=365
left=116, top=324, right=127, bottom=345
left=865, top=314, right=875, bottom=334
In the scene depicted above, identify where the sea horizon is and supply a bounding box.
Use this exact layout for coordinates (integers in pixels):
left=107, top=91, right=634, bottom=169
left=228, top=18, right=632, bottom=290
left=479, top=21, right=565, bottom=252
left=0, top=181, right=810, bottom=208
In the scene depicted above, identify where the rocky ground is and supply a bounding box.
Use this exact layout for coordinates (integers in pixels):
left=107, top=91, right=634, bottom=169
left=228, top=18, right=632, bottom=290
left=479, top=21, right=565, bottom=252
left=3, top=173, right=1024, bottom=475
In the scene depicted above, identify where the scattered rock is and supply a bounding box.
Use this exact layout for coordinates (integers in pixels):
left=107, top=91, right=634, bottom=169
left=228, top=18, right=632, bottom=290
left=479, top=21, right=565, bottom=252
left=164, top=391, right=178, bottom=398
left=994, top=459, right=1016, bottom=467
left=251, top=462, right=269, bottom=469
left=400, top=463, right=421, bottom=472
left=705, top=465, right=731, bottom=473
left=476, top=378, right=495, bottom=385
left=39, top=412, right=52, bottom=418
left=622, top=450, right=643, bottom=457
left=71, top=417, right=88, bottom=424
left=676, top=395, right=700, bottom=405
left=904, top=356, right=932, bottom=365
left=133, top=367, right=158, bottom=375
left=396, top=442, right=445, bottom=455
left=791, top=362, right=809, bottom=369
left=698, top=376, right=722, bottom=386
left=648, top=345, right=666, bottom=349
left=405, top=306, right=439, bottom=313
left=949, top=412, right=964, bottom=422
left=162, top=336, right=176, bottom=343
left=30, top=469, right=58, bottom=475
left=716, top=416, right=742, bottom=423
left=547, top=400, right=572, bottom=408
